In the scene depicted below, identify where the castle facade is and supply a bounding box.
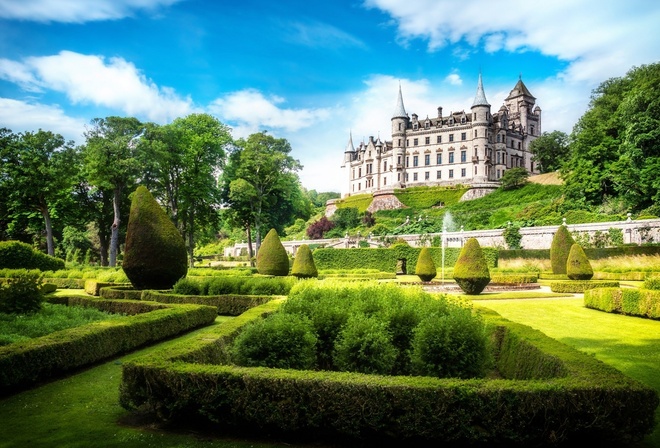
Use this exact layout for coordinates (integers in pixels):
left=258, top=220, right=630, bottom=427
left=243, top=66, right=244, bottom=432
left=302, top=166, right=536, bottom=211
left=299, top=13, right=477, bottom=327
left=340, top=75, right=541, bottom=197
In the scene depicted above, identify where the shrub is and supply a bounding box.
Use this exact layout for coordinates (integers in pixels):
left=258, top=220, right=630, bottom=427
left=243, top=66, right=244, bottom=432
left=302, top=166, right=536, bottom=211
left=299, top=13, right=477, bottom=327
left=566, top=244, right=594, bottom=280
left=550, top=280, right=619, bottom=293
left=0, top=271, right=44, bottom=314
left=410, top=307, right=490, bottom=379
left=550, top=225, right=575, bottom=274
left=332, top=315, right=397, bottom=375
left=172, top=278, right=203, bottom=295
left=585, top=287, right=660, bottom=319
left=256, top=229, right=289, bottom=276
left=306, top=216, right=335, bottom=239
left=643, top=276, right=660, bottom=290
left=291, top=244, right=318, bottom=278
left=122, top=186, right=188, bottom=290
left=453, top=238, right=490, bottom=295
left=0, top=241, right=64, bottom=271
left=232, top=313, right=317, bottom=370
left=502, top=224, right=523, bottom=250
left=415, top=247, right=437, bottom=282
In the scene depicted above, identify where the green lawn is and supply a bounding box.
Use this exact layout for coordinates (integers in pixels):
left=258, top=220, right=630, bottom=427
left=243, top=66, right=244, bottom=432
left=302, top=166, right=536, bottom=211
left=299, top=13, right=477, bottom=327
left=475, top=297, right=660, bottom=447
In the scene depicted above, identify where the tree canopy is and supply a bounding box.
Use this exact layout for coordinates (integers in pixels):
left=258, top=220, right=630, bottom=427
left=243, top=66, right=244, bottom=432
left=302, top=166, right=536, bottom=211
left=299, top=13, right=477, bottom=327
left=528, top=130, right=569, bottom=173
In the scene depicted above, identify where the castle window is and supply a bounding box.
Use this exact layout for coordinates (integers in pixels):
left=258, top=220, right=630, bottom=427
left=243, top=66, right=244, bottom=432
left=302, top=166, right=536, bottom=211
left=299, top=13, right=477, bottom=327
left=497, top=134, right=501, bottom=143
left=405, top=173, right=409, bottom=182
left=461, top=117, right=466, bottom=124
left=398, top=173, right=401, bottom=181
left=518, top=142, right=521, bottom=150
left=358, top=168, right=362, bottom=177
left=437, top=154, right=442, bottom=165
left=413, top=123, right=418, bottom=130
left=461, top=168, right=466, bottom=177
left=475, top=130, right=478, bottom=138
left=358, top=182, right=361, bottom=190
left=425, top=171, right=430, bottom=180
left=460, top=151, right=466, bottom=163
left=384, top=177, right=387, bottom=185
left=406, top=139, right=409, bottom=146
left=461, top=132, right=466, bottom=141
left=413, top=138, right=418, bottom=146
left=352, top=169, right=355, bottom=179
left=406, top=156, right=409, bottom=167
left=424, top=154, right=430, bottom=165
left=449, top=152, right=455, bottom=164
left=398, top=123, right=402, bottom=131
left=413, top=173, right=418, bottom=181
left=436, top=170, right=441, bottom=179
left=413, top=156, right=419, bottom=167
left=497, top=169, right=501, bottom=179
left=530, top=125, right=535, bottom=135
left=449, top=169, right=454, bottom=178
left=449, top=134, right=454, bottom=142
left=497, top=152, right=501, bottom=164
left=425, top=136, right=430, bottom=145
left=398, top=139, right=402, bottom=146
left=425, top=121, right=430, bottom=129
left=474, top=166, right=478, bottom=175
left=437, top=135, right=442, bottom=143
left=383, top=161, right=387, bottom=171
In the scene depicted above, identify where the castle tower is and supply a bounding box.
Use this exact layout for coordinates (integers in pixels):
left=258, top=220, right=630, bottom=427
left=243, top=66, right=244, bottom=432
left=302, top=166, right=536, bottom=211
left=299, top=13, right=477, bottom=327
left=470, top=73, right=491, bottom=182
left=391, top=84, right=408, bottom=187
left=340, top=132, right=356, bottom=197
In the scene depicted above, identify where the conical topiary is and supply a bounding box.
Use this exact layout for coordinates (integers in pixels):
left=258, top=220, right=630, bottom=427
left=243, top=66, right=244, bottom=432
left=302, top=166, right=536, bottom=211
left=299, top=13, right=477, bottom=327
left=291, top=244, right=318, bottom=278
left=550, top=225, right=575, bottom=275
left=415, top=247, right=437, bottom=282
left=566, top=243, right=594, bottom=280
left=256, top=229, right=290, bottom=276
left=122, top=186, right=188, bottom=290
left=453, top=238, right=490, bottom=295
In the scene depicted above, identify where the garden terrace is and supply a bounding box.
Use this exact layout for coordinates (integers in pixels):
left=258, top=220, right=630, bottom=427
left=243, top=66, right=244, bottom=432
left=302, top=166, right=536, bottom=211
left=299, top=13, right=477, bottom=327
left=0, top=295, right=217, bottom=395
left=120, top=298, right=658, bottom=446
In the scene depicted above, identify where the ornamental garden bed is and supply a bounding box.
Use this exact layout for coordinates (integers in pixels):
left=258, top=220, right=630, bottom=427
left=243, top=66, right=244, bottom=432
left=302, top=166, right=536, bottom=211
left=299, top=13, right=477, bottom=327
left=120, top=284, right=658, bottom=446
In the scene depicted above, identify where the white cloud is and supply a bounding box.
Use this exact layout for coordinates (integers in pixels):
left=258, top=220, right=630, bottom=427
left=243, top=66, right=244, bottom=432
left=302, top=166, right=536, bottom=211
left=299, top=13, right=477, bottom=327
left=363, top=0, right=660, bottom=84
left=0, top=98, right=87, bottom=142
left=0, top=0, right=182, bottom=23
left=285, top=21, right=368, bottom=50
left=209, top=89, right=332, bottom=138
left=444, top=73, right=462, bottom=86
left=0, top=51, right=195, bottom=122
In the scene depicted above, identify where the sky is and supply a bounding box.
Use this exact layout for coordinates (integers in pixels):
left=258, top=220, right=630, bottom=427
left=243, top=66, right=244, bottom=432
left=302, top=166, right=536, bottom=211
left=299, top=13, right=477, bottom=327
left=1, top=0, right=659, bottom=193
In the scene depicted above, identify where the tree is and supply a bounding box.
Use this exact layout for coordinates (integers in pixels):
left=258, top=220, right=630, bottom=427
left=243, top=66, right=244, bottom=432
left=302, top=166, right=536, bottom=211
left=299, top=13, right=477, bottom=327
left=220, top=132, right=303, bottom=255
left=550, top=225, right=575, bottom=275
left=452, top=238, right=490, bottom=295
left=291, top=244, right=318, bottom=278
left=83, top=117, right=146, bottom=267
left=256, top=228, right=289, bottom=276
left=0, top=129, right=78, bottom=256
left=566, top=243, right=594, bottom=280
left=499, top=167, right=529, bottom=190
left=415, top=247, right=437, bottom=282
left=528, top=130, right=569, bottom=173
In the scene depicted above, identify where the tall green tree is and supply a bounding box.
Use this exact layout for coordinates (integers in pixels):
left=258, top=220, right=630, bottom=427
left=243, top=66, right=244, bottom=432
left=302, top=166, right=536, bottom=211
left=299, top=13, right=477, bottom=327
left=220, top=132, right=304, bottom=256
left=0, top=129, right=78, bottom=256
left=83, top=117, right=146, bottom=266
left=528, top=130, right=569, bottom=173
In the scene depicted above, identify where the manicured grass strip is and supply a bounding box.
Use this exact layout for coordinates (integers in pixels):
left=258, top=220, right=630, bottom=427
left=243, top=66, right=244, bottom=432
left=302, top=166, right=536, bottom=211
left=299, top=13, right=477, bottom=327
left=478, top=297, right=660, bottom=448
left=465, top=291, right=573, bottom=300
left=0, top=316, right=287, bottom=448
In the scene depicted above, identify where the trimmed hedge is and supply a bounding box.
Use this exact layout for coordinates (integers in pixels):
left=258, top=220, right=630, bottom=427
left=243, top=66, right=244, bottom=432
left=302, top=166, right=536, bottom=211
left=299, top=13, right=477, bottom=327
left=99, top=286, right=144, bottom=300
left=141, top=290, right=275, bottom=316
left=0, top=241, right=65, bottom=271
left=584, top=288, right=660, bottom=319
left=174, top=276, right=296, bottom=296
left=500, top=245, right=660, bottom=261
left=119, top=301, right=658, bottom=446
left=490, top=274, right=538, bottom=284
left=643, top=276, right=660, bottom=290
left=550, top=281, right=619, bottom=293
left=0, top=296, right=217, bottom=395
left=592, top=271, right=649, bottom=281
left=84, top=280, right=132, bottom=296
left=256, top=229, right=289, bottom=276
left=314, top=247, right=498, bottom=274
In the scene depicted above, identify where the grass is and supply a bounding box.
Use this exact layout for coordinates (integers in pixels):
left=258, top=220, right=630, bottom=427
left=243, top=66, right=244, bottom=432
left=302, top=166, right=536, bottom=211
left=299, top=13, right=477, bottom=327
left=0, top=316, right=294, bottom=448
left=475, top=297, right=660, bottom=448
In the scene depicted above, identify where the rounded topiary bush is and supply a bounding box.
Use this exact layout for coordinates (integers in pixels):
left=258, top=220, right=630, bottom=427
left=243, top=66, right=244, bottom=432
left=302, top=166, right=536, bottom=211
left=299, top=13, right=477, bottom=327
left=256, top=229, right=289, bottom=276
left=566, top=243, right=594, bottom=280
left=550, top=225, right=575, bottom=275
left=122, top=186, right=188, bottom=290
left=410, top=307, right=490, bottom=379
left=291, top=244, right=318, bottom=278
left=452, top=238, right=490, bottom=295
left=333, top=314, right=397, bottom=375
left=232, top=312, right=317, bottom=370
left=415, top=247, right=437, bottom=282
left=0, top=241, right=65, bottom=271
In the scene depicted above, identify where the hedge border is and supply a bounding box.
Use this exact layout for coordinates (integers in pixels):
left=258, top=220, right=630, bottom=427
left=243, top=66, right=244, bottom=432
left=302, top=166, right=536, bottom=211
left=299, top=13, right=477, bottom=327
left=584, top=288, right=660, bottom=319
left=550, top=280, right=619, bottom=293
left=141, top=290, right=277, bottom=316
left=500, top=245, right=660, bottom=260
left=490, top=274, right=538, bottom=284
left=119, top=300, right=658, bottom=446
left=84, top=280, right=132, bottom=296
left=0, top=296, right=217, bottom=395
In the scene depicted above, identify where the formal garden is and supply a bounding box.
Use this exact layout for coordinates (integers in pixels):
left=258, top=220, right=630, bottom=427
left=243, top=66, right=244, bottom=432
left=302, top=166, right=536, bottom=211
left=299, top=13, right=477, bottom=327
left=0, top=185, right=658, bottom=447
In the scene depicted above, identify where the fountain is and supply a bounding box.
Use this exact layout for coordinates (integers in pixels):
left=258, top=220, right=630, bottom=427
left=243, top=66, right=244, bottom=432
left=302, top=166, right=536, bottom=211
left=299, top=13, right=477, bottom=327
left=440, top=211, right=456, bottom=287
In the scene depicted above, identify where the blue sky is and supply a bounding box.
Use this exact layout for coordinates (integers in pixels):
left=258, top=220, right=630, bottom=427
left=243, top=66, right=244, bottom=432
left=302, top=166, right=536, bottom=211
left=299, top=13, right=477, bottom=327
left=1, top=0, right=659, bottom=192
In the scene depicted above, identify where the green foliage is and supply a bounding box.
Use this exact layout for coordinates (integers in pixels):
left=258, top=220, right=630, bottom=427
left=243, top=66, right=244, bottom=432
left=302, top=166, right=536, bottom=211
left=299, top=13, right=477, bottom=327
left=410, top=307, right=490, bottom=379
left=122, top=186, right=188, bottom=289
left=585, top=287, right=660, bottom=319
left=0, top=241, right=65, bottom=271
left=332, top=315, right=397, bottom=375
left=528, top=130, right=569, bottom=173
left=566, top=244, right=594, bottom=280
left=172, top=278, right=202, bottom=295
left=550, top=225, right=575, bottom=274
left=500, top=167, right=530, bottom=190
left=232, top=313, right=317, bottom=369
left=415, top=247, right=436, bottom=281
left=256, top=229, right=290, bottom=276
left=334, top=194, right=372, bottom=212
left=141, top=290, right=273, bottom=316
left=331, top=207, right=360, bottom=230
left=453, top=238, right=491, bottom=295
left=172, top=275, right=295, bottom=296
left=394, top=186, right=468, bottom=209
left=0, top=271, right=44, bottom=314
left=550, top=280, right=619, bottom=293
left=502, top=224, right=523, bottom=249
left=491, top=274, right=539, bottom=284
left=291, top=244, right=318, bottom=278
left=643, top=276, right=660, bottom=290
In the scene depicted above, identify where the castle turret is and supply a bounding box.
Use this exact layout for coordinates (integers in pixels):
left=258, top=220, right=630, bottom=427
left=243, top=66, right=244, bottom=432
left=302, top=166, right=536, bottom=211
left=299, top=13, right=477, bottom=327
left=471, top=73, right=491, bottom=182
left=391, top=84, right=408, bottom=187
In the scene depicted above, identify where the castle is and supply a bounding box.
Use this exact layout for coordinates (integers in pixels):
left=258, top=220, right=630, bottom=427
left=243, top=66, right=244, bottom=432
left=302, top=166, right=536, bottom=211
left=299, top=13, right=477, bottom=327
left=340, top=75, right=541, bottom=198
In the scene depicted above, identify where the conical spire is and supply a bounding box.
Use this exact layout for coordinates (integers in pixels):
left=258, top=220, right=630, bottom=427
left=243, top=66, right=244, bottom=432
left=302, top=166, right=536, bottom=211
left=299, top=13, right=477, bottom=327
left=344, top=131, right=355, bottom=152
left=392, top=83, right=407, bottom=118
left=471, top=73, right=490, bottom=107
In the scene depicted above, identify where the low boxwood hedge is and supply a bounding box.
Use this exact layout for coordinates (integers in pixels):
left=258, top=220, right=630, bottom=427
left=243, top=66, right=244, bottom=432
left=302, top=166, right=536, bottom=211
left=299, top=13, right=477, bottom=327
left=584, top=288, right=660, bottom=319
left=592, top=271, right=649, bottom=281
left=500, top=245, right=660, bottom=260
left=119, top=301, right=658, bottom=446
left=0, top=296, right=217, bottom=395
left=490, top=274, right=538, bottom=284
left=550, top=280, right=619, bottom=293
left=141, top=290, right=276, bottom=316
left=84, top=280, right=132, bottom=296
left=99, top=286, right=144, bottom=300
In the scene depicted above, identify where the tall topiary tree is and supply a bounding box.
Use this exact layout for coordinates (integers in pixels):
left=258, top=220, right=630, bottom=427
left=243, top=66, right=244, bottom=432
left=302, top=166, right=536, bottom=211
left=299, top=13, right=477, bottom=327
left=122, top=186, right=188, bottom=290
left=453, top=238, right=490, bottom=295
left=415, top=247, right=437, bottom=282
left=256, top=229, right=289, bottom=276
left=566, top=244, right=594, bottom=280
left=550, top=225, right=575, bottom=274
left=291, top=244, right=318, bottom=278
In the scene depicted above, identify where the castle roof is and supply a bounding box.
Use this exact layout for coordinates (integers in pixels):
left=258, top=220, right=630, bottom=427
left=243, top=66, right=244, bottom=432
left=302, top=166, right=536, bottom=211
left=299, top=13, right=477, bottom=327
left=471, top=73, right=490, bottom=107
left=392, top=84, right=407, bottom=119
left=506, top=78, right=535, bottom=100
left=344, top=132, right=355, bottom=153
